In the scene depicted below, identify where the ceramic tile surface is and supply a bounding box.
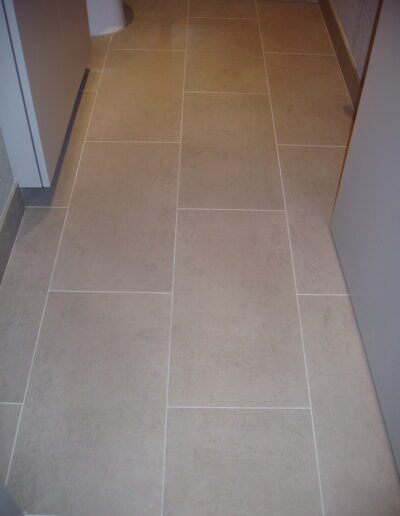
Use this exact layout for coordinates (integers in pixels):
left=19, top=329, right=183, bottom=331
left=4, top=4, right=398, bottom=515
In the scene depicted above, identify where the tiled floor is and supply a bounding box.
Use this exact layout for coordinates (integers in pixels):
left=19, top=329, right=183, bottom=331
left=1, top=1, right=399, bottom=515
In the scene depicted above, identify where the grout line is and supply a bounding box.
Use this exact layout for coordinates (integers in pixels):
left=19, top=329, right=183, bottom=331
left=4, top=35, right=114, bottom=487
left=0, top=402, right=23, bottom=406
left=49, top=289, right=171, bottom=295
left=278, top=143, right=347, bottom=149
left=185, top=90, right=267, bottom=95
left=85, top=140, right=180, bottom=144
left=160, top=2, right=189, bottom=514
left=168, top=406, right=311, bottom=410
left=265, top=51, right=334, bottom=57
left=23, top=205, right=68, bottom=209
left=254, top=2, right=326, bottom=514
left=110, top=48, right=185, bottom=52
left=298, top=293, right=349, bottom=297
left=189, top=16, right=256, bottom=21
left=178, top=207, right=284, bottom=212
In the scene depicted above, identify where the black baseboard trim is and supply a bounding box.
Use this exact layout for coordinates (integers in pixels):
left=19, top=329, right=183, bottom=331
left=319, top=0, right=361, bottom=107
left=0, top=184, right=25, bottom=284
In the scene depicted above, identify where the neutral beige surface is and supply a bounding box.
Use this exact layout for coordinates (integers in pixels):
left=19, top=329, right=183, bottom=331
left=165, top=408, right=322, bottom=516
left=258, top=1, right=333, bottom=54
left=85, top=35, right=111, bottom=91
left=169, top=210, right=308, bottom=407
left=0, top=208, right=65, bottom=403
left=4, top=4, right=398, bottom=515
left=112, top=0, right=188, bottom=50
left=52, top=142, right=178, bottom=292
left=88, top=50, right=185, bottom=141
left=8, top=292, right=171, bottom=516
left=280, top=146, right=347, bottom=294
left=186, top=18, right=266, bottom=93
left=180, top=92, right=283, bottom=209
left=267, top=54, right=353, bottom=145
left=190, top=0, right=257, bottom=18
left=300, top=296, right=400, bottom=516
left=0, top=404, right=20, bottom=483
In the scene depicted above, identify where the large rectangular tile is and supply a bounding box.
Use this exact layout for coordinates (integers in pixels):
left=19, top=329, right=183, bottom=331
left=190, top=0, right=257, bottom=18
left=169, top=210, right=308, bottom=406
left=0, top=208, right=66, bottom=402
left=165, top=408, right=322, bottom=515
left=186, top=19, right=266, bottom=93
left=8, top=292, right=171, bottom=516
left=258, top=1, right=333, bottom=54
left=266, top=54, right=353, bottom=145
left=112, top=0, right=188, bottom=50
left=180, top=93, right=283, bottom=209
left=0, top=404, right=20, bottom=483
left=300, top=296, right=400, bottom=516
left=52, top=142, right=178, bottom=292
left=280, top=146, right=347, bottom=294
left=22, top=92, right=96, bottom=207
left=85, top=35, right=111, bottom=91
left=87, top=50, right=184, bottom=141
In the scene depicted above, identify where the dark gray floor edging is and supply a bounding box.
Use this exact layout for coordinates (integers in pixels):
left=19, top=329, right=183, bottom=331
left=0, top=184, right=24, bottom=284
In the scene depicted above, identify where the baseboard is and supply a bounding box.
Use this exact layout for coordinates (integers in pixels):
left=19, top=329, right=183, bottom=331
left=319, top=0, right=361, bottom=107
left=0, top=183, right=25, bottom=283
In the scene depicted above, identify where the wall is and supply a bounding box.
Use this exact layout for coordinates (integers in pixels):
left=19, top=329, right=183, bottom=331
left=329, top=0, right=379, bottom=77
left=0, top=130, right=13, bottom=218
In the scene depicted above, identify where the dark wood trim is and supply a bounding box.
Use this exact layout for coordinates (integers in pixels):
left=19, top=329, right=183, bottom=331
left=319, top=0, right=361, bottom=107
left=0, top=185, right=24, bottom=283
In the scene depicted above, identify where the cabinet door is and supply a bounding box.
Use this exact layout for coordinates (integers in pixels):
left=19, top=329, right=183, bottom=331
left=5, top=0, right=89, bottom=186
left=331, top=0, right=400, bottom=474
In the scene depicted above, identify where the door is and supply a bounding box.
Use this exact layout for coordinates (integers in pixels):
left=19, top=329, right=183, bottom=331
left=331, top=0, right=400, bottom=473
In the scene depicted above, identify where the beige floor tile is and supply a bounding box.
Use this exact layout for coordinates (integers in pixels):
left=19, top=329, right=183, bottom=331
left=0, top=209, right=66, bottom=402
left=179, top=93, right=283, bottom=209
left=190, top=0, right=257, bottom=18
left=169, top=210, right=308, bottom=407
left=186, top=19, right=266, bottom=93
left=8, top=292, right=171, bottom=516
left=258, top=1, right=333, bottom=54
left=280, top=146, right=347, bottom=294
left=87, top=50, right=184, bottom=141
left=85, top=35, right=111, bottom=91
left=165, top=409, right=322, bottom=516
left=22, top=92, right=96, bottom=207
left=52, top=142, right=178, bottom=292
left=0, top=404, right=20, bottom=483
left=300, top=296, right=400, bottom=516
left=267, top=54, right=353, bottom=145
left=112, top=0, right=188, bottom=50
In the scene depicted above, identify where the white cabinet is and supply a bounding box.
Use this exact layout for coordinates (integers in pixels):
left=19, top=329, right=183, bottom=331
left=1, top=0, right=90, bottom=187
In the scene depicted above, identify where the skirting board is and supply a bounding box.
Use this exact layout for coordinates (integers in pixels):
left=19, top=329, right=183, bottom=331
left=319, top=0, right=361, bottom=106
left=0, top=183, right=24, bottom=283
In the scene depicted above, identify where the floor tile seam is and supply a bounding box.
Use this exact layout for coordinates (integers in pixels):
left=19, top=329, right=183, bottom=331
left=168, top=406, right=311, bottom=410
left=49, top=289, right=172, bottom=295
left=109, top=48, right=185, bottom=52
left=189, top=16, right=257, bottom=21
left=265, top=51, right=334, bottom=57
left=85, top=140, right=180, bottom=144
left=255, top=2, right=326, bottom=514
left=160, top=2, right=190, bottom=514
left=4, top=35, right=114, bottom=488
